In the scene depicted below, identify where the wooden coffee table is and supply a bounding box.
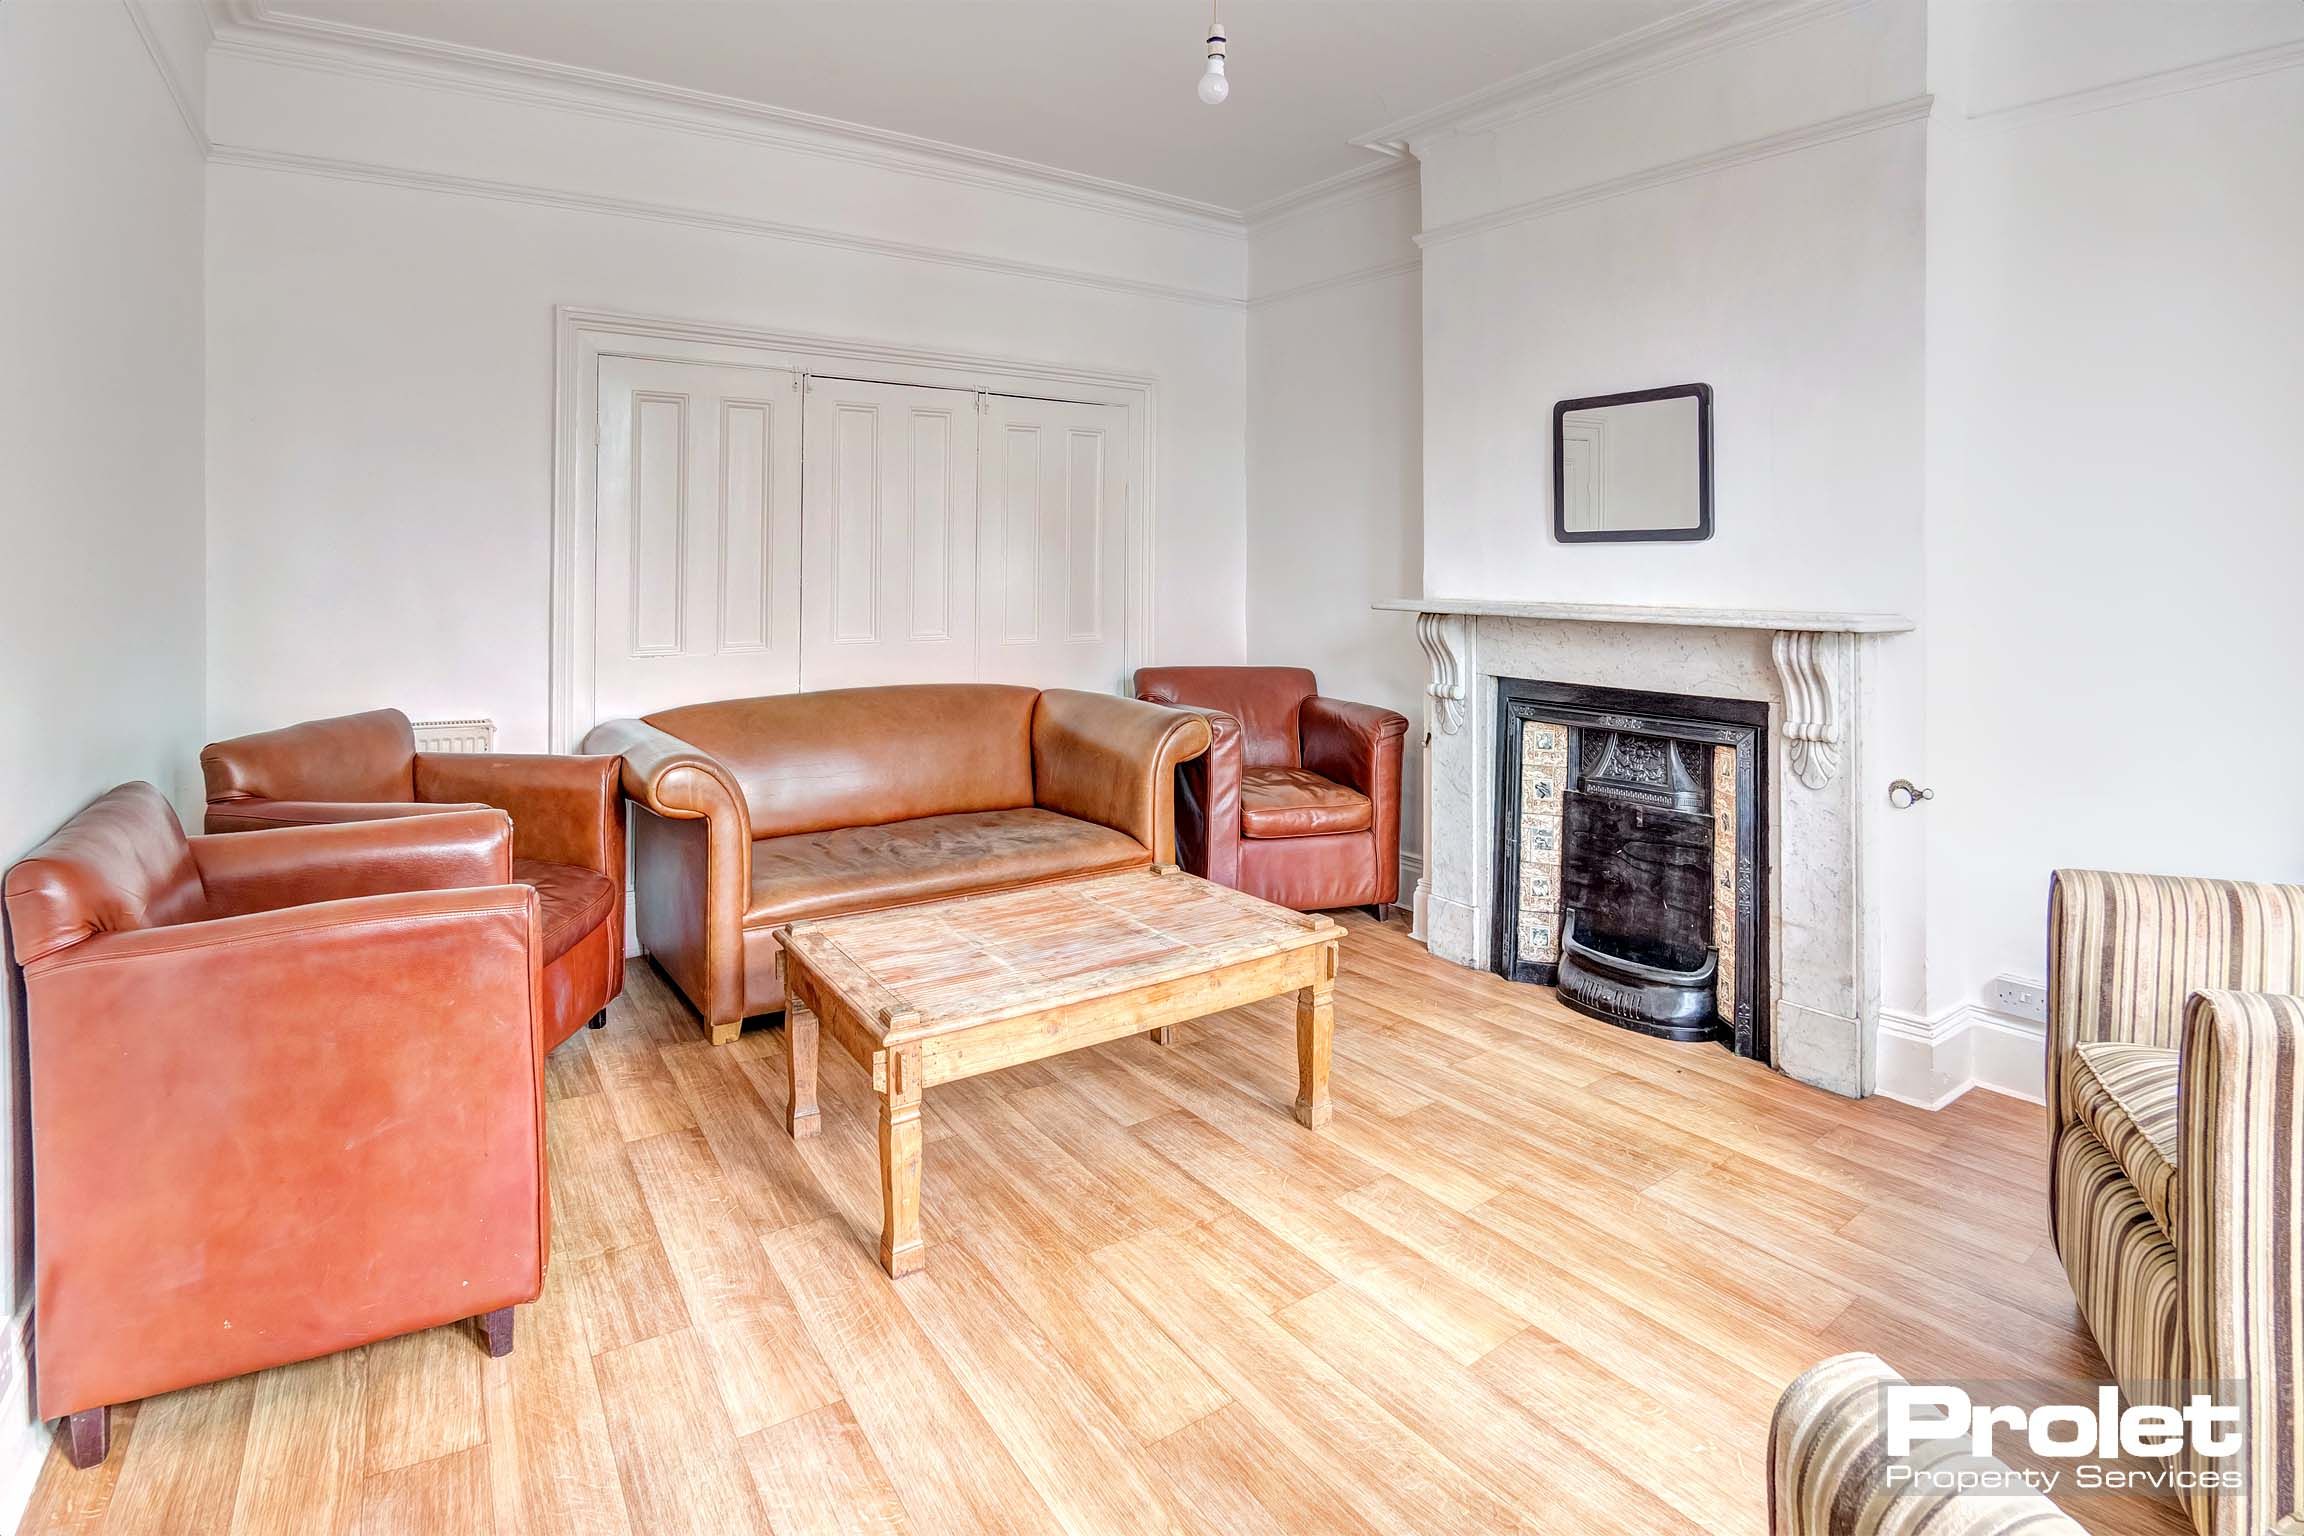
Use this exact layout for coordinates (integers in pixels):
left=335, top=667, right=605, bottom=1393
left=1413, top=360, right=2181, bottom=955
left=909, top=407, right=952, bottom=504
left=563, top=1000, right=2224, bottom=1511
left=774, top=865, right=1342, bottom=1276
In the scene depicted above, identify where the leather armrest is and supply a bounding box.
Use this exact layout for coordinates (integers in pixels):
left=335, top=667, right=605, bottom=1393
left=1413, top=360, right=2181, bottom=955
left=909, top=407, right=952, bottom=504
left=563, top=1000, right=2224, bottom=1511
left=203, top=799, right=488, bottom=834
left=581, top=717, right=751, bottom=1029
left=1153, top=704, right=1242, bottom=887
left=582, top=719, right=748, bottom=826
left=189, top=808, right=514, bottom=918
left=1032, top=691, right=1211, bottom=861
left=417, top=752, right=624, bottom=875
left=1303, top=695, right=1409, bottom=907
left=1300, top=696, right=1411, bottom=797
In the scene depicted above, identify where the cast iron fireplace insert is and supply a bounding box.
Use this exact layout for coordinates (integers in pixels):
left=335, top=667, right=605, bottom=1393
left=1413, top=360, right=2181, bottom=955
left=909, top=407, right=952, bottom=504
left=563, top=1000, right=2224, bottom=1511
left=1489, top=677, right=1768, bottom=1060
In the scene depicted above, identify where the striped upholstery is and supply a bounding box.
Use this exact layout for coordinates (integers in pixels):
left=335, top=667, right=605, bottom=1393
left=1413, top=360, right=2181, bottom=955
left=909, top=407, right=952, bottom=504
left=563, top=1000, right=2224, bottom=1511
left=2046, top=870, right=2304, bottom=1130
left=2053, top=1125, right=2183, bottom=1395
left=2066, top=1041, right=2180, bottom=1232
left=1769, top=1353, right=2085, bottom=1535
left=2180, top=990, right=2304, bottom=1536
left=2047, top=870, right=2304, bottom=1536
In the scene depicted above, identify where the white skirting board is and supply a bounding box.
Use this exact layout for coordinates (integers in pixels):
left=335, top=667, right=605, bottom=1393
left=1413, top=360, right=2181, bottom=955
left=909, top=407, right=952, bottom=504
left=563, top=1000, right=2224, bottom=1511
left=1875, top=1005, right=2048, bottom=1110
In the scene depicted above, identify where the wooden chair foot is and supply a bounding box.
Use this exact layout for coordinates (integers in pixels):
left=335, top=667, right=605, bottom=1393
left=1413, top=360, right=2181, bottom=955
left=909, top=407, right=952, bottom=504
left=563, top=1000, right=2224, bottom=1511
left=1149, top=1025, right=1175, bottom=1046
left=479, top=1307, right=515, bottom=1359
left=586, top=1009, right=608, bottom=1029
left=62, top=1407, right=109, bottom=1469
left=707, top=1019, right=742, bottom=1047
left=789, top=1109, right=821, bottom=1140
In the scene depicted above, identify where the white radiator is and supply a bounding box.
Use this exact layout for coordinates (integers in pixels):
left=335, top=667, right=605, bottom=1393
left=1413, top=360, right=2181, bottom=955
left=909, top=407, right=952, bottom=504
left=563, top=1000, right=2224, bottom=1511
left=410, top=717, right=497, bottom=754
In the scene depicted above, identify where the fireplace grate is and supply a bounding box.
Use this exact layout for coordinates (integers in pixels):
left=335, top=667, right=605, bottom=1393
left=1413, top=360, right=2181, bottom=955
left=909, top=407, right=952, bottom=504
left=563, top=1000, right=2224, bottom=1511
left=1490, top=678, right=1768, bottom=1060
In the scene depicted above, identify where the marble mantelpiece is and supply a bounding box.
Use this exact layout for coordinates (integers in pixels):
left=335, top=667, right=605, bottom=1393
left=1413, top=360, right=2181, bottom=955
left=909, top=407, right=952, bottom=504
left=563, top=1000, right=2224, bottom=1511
left=1380, top=598, right=1914, bottom=1097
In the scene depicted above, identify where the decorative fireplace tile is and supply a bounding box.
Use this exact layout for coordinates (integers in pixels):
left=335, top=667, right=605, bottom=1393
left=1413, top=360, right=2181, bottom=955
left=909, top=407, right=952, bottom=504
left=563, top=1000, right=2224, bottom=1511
left=1519, top=911, right=1558, bottom=964
left=1517, top=722, right=1569, bottom=964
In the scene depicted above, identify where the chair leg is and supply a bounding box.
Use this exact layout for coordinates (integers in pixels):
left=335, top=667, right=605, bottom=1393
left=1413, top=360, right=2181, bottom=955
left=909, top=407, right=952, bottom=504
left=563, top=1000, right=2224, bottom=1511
left=62, top=1407, right=108, bottom=1470
left=1362, top=904, right=1385, bottom=923
left=587, top=1009, right=608, bottom=1029
left=479, top=1307, right=515, bottom=1359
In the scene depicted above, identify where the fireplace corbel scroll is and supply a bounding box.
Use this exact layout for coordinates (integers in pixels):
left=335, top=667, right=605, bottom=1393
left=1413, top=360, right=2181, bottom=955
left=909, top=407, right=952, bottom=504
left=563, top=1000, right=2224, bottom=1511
left=1770, top=630, right=1843, bottom=790
left=1417, top=612, right=1469, bottom=735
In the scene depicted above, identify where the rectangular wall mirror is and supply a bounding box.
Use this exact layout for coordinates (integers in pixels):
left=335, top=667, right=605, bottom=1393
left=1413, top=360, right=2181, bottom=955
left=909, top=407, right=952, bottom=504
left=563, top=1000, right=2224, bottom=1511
left=1553, top=382, right=1712, bottom=543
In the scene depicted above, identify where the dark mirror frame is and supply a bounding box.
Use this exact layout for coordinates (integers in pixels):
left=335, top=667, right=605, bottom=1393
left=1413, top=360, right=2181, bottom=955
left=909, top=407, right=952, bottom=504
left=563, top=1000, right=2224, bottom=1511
left=1552, top=381, right=1713, bottom=544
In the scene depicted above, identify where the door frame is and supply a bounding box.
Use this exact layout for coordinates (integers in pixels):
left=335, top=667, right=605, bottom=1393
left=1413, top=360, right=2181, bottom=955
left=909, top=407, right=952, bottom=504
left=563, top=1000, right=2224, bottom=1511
left=551, top=305, right=1159, bottom=751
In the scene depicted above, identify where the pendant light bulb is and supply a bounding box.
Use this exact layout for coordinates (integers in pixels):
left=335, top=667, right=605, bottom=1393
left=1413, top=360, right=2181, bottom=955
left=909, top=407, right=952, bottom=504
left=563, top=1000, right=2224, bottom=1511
left=1198, top=15, right=1229, bottom=105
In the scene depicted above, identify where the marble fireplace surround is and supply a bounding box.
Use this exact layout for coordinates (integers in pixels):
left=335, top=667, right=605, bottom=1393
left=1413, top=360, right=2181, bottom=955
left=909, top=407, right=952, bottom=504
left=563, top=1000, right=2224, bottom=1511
left=1375, top=599, right=1915, bottom=1097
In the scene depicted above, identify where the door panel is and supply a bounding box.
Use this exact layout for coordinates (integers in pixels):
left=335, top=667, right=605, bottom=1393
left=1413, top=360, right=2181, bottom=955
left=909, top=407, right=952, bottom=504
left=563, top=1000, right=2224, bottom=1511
left=595, top=356, right=802, bottom=722
left=977, top=396, right=1129, bottom=691
left=800, top=378, right=979, bottom=689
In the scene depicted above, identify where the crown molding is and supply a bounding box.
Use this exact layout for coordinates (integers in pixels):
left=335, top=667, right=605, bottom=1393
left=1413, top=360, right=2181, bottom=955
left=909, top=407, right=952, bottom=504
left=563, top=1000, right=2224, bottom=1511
left=208, top=144, right=1247, bottom=310
left=1964, top=32, right=2304, bottom=130
left=1352, top=0, right=1868, bottom=152
left=1248, top=255, right=1419, bottom=310
left=207, top=0, right=1249, bottom=240
left=1242, top=157, right=1417, bottom=228
left=1415, top=92, right=1931, bottom=248
left=122, top=0, right=211, bottom=153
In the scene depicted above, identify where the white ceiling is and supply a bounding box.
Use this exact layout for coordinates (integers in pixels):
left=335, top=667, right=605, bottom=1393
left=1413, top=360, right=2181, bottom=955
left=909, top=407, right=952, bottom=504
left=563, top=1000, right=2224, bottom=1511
left=252, top=0, right=1697, bottom=213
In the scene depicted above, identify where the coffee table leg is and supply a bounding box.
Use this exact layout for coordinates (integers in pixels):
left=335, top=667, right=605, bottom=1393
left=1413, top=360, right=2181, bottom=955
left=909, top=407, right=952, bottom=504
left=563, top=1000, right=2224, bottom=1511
left=1149, top=1026, right=1175, bottom=1046
left=878, top=1046, right=925, bottom=1277
left=1294, top=949, right=1335, bottom=1129
left=785, top=992, right=820, bottom=1140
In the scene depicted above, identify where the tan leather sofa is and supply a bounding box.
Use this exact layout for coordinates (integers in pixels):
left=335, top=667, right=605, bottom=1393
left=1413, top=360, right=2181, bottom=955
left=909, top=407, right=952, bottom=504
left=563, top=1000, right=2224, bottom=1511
left=583, top=684, right=1211, bottom=1044
left=2, top=784, right=548, bottom=1469
left=201, top=708, right=625, bottom=1051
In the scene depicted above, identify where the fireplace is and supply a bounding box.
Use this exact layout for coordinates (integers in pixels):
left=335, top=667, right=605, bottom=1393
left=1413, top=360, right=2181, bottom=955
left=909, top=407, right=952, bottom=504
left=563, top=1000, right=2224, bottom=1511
left=1491, top=677, right=1768, bottom=1059
left=1386, top=599, right=1912, bottom=1096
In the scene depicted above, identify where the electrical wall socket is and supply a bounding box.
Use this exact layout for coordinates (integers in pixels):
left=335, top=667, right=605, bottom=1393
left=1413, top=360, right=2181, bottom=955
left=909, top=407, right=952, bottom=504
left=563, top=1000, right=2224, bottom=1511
left=1989, top=975, right=2049, bottom=1026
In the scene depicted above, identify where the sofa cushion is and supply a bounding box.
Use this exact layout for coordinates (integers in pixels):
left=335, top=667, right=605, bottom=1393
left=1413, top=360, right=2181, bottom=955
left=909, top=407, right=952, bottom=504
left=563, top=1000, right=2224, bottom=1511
left=2065, top=1040, right=2180, bottom=1234
left=1239, top=767, right=1372, bottom=840
left=745, top=808, right=1148, bottom=926
left=516, top=857, right=617, bottom=966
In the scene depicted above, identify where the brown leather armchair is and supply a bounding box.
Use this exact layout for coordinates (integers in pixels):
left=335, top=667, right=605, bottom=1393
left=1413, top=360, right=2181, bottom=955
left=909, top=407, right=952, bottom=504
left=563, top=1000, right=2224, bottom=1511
left=202, top=709, right=624, bottom=1050
left=2, top=783, right=549, bottom=1469
left=1135, top=666, right=1409, bottom=915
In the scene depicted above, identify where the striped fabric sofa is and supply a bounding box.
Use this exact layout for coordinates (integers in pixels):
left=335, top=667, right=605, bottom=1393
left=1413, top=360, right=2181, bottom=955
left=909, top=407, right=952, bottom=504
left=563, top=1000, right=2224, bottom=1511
left=1769, top=1354, right=2083, bottom=1535
left=2048, top=869, right=2304, bottom=1536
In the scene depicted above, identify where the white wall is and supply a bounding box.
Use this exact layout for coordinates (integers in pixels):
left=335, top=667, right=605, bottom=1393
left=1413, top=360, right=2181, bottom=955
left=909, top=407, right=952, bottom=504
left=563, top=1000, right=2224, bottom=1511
left=1922, top=0, right=2304, bottom=1019
left=203, top=43, right=1250, bottom=749
left=0, top=0, right=208, bottom=1508
left=1245, top=168, right=1426, bottom=887
left=1408, top=0, right=1932, bottom=1014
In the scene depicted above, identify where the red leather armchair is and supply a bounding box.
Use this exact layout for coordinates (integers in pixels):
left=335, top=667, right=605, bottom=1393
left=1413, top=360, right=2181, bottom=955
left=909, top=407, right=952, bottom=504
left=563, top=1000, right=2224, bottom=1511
left=1135, top=666, right=1409, bottom=914
left=202, top=709, right=624, bottom=1050
left=2, top=784, right=549, bottom=1468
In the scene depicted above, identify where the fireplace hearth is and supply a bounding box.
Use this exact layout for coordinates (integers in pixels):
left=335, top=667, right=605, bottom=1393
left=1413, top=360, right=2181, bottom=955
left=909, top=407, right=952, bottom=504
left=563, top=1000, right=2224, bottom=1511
left=1492, top=677, right=1768, bottom=1058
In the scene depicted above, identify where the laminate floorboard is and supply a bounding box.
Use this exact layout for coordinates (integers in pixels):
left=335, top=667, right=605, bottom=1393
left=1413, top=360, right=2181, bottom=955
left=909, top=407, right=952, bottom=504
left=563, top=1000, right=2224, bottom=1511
left=15, top=915, right=2188, bottom=1535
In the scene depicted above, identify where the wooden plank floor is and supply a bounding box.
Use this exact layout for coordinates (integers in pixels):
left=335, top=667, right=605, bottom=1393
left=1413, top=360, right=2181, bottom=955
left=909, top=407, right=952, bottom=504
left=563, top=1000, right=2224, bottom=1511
left=18, top=913, right=2189, bottom=1536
